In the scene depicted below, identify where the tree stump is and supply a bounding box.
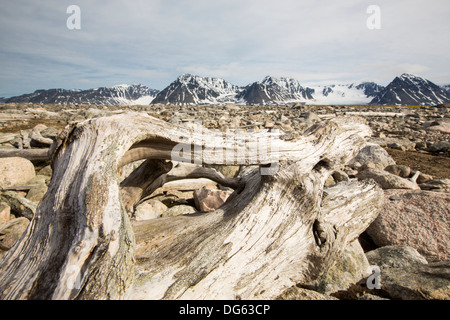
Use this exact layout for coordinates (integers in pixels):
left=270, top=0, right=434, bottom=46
left=0, top=113, right=383, bottom=300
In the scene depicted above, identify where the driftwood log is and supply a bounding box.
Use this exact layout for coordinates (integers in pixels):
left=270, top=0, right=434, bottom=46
left=0, top=112, right=383, bottom=300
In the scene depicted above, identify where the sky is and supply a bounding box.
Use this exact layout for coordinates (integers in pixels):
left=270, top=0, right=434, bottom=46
left=1, top=0, right=449, bottom=97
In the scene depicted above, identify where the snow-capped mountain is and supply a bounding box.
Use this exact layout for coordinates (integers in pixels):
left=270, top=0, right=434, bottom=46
left=4, top=84, right=159, bottom=105
left=308, top=82, right=385, bottom=105
left=151, top=74, right=240, bottom=105
left=236, top=76, right=314, bottom=105
left=3, top=73, right=448, bottom=106
left=370, top=73, right=450, bottom=105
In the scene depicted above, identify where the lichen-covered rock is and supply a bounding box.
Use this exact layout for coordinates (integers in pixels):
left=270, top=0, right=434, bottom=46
left=0, top=157, right=35, bottom=188
left=366, top=245, right=428, bottom=269
left=379, top=261, right=450, bottom=300
left=304, top=240, right=371, bottom=295
left=0, top=217, right=30, bottom=251
left=366, top=190, right=450, bottom=262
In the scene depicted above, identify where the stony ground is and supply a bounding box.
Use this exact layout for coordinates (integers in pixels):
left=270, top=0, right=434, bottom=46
left=0, top=102, right=449, bottom=300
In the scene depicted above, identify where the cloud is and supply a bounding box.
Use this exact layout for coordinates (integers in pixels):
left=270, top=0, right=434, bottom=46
left=1, top=0, right=450, bottom=96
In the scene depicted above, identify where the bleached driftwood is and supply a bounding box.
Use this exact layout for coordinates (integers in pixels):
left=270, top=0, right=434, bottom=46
left=0, top=148, right=50, bottom=161
left=0, top=112, right=382, bottom=300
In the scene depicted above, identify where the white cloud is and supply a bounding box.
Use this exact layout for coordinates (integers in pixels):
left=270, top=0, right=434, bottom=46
left=1, top=0, right=450, bottom=96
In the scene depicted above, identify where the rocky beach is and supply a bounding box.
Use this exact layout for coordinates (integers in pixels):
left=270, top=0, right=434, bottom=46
left=0, top=102, right=449, bottom=300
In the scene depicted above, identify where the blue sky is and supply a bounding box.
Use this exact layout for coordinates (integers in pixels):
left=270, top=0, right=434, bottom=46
left=1, top=0, right=449, bottom=97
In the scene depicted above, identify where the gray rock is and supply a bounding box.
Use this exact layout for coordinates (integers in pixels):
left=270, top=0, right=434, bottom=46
left=379, top=261, right=450, bottom=300
left=0, top=191, right=36, bottom=220
left=350, top=144, right=396, bottom=171
left=366, top=245, right=428, bottom=269
left=305, top=240, right=371, bottom=295
left=419, top=178, right=450, bottom=192
left=26, top=185, right=48, bottom=203
left=427, top=141, right=450, bottom=153
left=384, top=165, right=411, bottom=178
left=0, top=217, right=30, bottom=251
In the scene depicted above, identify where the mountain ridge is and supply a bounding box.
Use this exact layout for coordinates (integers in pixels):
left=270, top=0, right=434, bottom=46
left=369, top=73, right=450, bottom=105
left=3, top=73, right=449, bottom=106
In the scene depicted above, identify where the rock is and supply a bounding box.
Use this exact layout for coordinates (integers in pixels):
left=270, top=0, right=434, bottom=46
left=426, top=122, right=450, bottom=134
left=134, top=200, right=168, bottom=220
left=26, top=185, right=48, bottom=203
left=331, top=170, right=349, bottom=183
left=366, top=190, right=449, bottom=262
left=26, top=175, right=49, bottom=186
left=427, top=141, right=450, bottom=153
left=350, top=144, right=396, bottom=171
left=419, top=178, right=450, bottom=192
left=0, top=191, right=36, bottom=220
left=0, top=202, right=10, bottom=225
left=388, top=142, right=406, bottom=151
left=379, top=261, right=450, bottom=300
left=275, top=286, right=338, bottom=300
left=0, top=133, right=17, bottom=144
left=358, top=293, right=389, bottom=300
left=0, top=217, right=30, bottom=251
left=32, top=123, right=48, bottom=132
left=370, top=137, right=416, bottom=151
left=415, top=171, right=433, bottom=184
left=359, top=162, right=376, bottom=171
left=37, top=165, right=53, bottom=177
left=357, top=169, right=419, bottom=190
left=324, top=175, right=336, bottom=187
left=302, top=111, right=320, bottom=122
left=384, top=165, right=411, bottom=178
left=0, top=157, right=36, bottom=188
left=366, top=245, right=428, bottom=269
left=163, top=204, right=197, bottom=217
left=40, top=127, right=61, bottom=140
left=206, top=165, right=241, bottom=178
left=305, top=240, right=371, bottom=295
left=194, top=187, right=232, bottom=212
left=264, top=120, right=275, bottom=128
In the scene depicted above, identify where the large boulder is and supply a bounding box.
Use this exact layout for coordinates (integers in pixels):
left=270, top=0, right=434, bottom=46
left=304, top=240, right=371, bottom=295
left=350, top=143, right=396, bottom=171
left=0, top=217, right=30, bottom=254
left=365, top=245, right=448, bottom=300
left=366, top=245, right=428, bottom=269
left=0, top=157, right=36, bottom=188
left=366, top=190, right=449, bottom=262
left=378, top=261, right=450, bottom=300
